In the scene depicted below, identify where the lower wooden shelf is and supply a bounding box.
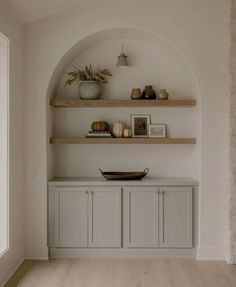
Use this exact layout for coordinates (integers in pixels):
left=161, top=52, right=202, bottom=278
left=50, top=137, right=196, bottom=145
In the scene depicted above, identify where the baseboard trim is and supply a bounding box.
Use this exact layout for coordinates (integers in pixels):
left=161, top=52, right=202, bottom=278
left=225, top=255, right=236, bottom=264
left=197, top=247, right=224, bottom=260
left=49, top=247, right=197, bottom=259
left=25, top=257, right=49, bottom=260
left=0, top=258, right=25, bottom=287
left=230, top=255, right=236, bottom=264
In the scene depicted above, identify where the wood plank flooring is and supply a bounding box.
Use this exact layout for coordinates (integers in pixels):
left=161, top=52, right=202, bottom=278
left=4, top=259, right=236, bottom=287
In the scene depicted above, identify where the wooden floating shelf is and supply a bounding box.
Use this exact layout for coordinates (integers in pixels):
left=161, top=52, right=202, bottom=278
left=50, top=99, right=197, bottom=108
left=50, top=137, right=196, bottom=145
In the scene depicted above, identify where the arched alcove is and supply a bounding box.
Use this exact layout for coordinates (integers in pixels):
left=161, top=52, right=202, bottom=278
left=46, top=27, right=200, bottom=181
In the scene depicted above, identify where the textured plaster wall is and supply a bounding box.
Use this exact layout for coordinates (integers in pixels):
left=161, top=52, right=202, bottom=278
left=0, top=2, right=24, bottom=286
left=228, top=0, right=236, bottom=264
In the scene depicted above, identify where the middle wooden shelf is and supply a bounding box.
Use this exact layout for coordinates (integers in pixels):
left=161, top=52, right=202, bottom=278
left=50, top=98, right=197, bottom=145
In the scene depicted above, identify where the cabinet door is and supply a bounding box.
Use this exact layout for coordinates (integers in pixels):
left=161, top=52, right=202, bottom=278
left=52, top=187, right=88, bottom=248
left=88, top=187, right=121, bottom=248
left=124, top=187, right=158, bottom=248
left=159, top=186, right=192, bottom=248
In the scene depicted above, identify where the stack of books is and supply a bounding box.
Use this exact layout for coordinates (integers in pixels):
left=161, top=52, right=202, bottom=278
left=86, top=131, right=113, bottom=138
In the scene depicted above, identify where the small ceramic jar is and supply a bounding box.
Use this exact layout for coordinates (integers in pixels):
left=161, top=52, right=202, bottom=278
left=158, top=89, right=169, bottom=100
left=131, top=88, right=142, bottom=100
left=123, top=128, right=132, bottom=138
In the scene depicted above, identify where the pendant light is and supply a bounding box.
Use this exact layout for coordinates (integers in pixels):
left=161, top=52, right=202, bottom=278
left=116, top=44, right=129, bottom=67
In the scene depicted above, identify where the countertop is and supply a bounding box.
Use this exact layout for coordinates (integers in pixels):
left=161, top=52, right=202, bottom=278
left=48, top=177, right=198, bottom=186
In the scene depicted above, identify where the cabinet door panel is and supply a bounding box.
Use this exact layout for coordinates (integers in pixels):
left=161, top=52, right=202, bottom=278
left=54, top=187, right=88, bottom=248
left=124, top=187, right=158, bottom=248
left=89, top=187, right=121, bottom=248
left=159, top=186, right=192, bottom=248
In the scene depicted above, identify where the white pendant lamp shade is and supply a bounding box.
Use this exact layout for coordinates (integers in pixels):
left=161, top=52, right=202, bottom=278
left=116, top=45, right=129, bottom=67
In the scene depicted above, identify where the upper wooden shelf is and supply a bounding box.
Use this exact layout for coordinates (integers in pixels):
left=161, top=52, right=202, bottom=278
left=50, top=99, right=197, bottom=108
left=50, top=137, right=196, bottom=145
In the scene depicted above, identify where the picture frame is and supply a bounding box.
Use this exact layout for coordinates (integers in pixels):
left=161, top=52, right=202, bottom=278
left=131, top=114, right=151, bottom=137
left=148, top=124, right=167, bottom=138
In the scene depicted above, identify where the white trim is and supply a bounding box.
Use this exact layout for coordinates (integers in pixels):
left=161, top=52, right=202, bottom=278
left=0, top=33, right=9, bottom=256
left=0, top=258, right=24, bottom=287
left=49, top=248, right=196, bottom=259
left=225, top=256, right=236, bottom=264
left=25, top=257, right=49, bottom=260
left=197, top=247, right=225, bottom=260
left=228, top=3, right=236, bottom=264
left=228, top=255, right=236, bottom=264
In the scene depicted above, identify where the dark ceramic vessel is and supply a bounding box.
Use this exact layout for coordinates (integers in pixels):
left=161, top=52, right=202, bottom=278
left=141, top=85, right=156, bottom=100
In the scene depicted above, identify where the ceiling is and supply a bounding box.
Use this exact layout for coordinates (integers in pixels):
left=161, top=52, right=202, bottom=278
left=4, top=0, right=94, bottom=24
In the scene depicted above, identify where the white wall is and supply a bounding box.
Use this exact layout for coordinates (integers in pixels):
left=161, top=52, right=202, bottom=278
left=24, top=0, right=230, bottom=260
left=0, top=2, right=24, bottom=286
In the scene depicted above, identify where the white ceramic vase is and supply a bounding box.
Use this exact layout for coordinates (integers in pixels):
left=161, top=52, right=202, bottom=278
left=113, top=122, right=125, bottom=138
left=78, top=81, right=101, bottom=99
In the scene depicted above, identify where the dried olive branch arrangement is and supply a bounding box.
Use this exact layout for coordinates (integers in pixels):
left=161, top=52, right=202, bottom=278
left=65, top=65, right=112, bottom=86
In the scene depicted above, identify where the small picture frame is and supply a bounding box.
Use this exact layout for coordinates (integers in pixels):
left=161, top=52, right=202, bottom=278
left=149, top=124, right=167, bottom=138
left=131, top=114, right=151, bottom=137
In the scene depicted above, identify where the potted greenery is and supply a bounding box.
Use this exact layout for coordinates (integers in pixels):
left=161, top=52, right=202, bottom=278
left=65, top=65, right=112, bottom=99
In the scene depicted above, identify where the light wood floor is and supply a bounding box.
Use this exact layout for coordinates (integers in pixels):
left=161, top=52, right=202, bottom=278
left=4, top=259, right=236, bottom=287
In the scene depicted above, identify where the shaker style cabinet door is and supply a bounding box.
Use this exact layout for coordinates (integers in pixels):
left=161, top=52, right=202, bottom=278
left=48, top=187, right=88, bottom=248
left=124, top=187, right=159, bottom=248
left=88, top=187, right=121, bottom=248
left=159, top=186, right=193, bottom=248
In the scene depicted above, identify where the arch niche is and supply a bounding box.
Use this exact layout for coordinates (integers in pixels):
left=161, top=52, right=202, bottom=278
left=46, top=27, right=200, bottom=182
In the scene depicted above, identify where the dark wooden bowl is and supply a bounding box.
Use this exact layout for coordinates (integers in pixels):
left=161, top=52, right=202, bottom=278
left=99, top=168, right=149, bottom=180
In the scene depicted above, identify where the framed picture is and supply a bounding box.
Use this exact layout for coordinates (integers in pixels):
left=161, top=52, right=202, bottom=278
left=131, top=114, right=151, bottom=137
left=149, top=124, right=167, bottom=138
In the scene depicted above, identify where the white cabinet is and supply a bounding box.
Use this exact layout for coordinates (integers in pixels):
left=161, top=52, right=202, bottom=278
left=89, top=187, right=121, bottom=248
left=48, top=186, right=121, bottom=248
left=124, top=186, right=193, bottom=249
left=48, top=181, right=194, bottom=254
left=124, top=187, right=159, bottom=248
left=48, top=187, right=88, bottom=248
left=159, top=186, right=192, bottom=248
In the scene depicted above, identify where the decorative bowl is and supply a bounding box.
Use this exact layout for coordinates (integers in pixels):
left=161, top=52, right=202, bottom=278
left=99, top=168, right=149, bottom=180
